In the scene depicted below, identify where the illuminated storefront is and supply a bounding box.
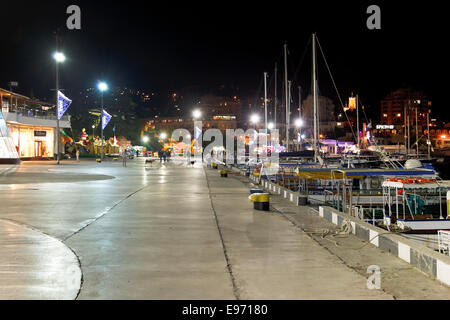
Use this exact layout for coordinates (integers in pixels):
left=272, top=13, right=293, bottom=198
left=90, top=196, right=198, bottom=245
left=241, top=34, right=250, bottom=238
left=1, top=88, right=71, bottom=160
left=7, top=125, right=54, bottom=158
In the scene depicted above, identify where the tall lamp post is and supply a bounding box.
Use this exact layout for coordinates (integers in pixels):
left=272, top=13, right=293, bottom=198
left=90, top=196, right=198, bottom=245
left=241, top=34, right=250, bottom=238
left=53, top=51, right=65, bottom=164
left=92, top=125, right=95, bottom=140
left=97, top=82, right=108, bottom=160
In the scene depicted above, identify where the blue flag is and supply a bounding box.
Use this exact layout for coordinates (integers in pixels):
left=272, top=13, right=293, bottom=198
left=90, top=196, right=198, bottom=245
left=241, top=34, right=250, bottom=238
left=102, top=110, right=112, bottom=130
left=57, top=91, right=72, bottom=120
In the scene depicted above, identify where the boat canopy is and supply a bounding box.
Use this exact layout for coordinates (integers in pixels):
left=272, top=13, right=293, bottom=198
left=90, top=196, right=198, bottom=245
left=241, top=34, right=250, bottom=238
left=296, top=168, right=436, bottom=180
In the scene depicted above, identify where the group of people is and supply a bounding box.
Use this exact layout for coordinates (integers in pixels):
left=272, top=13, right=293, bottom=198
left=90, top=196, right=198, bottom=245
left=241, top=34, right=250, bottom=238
left=119, top=149, right=171, bottom=168
left=159, top=150, right=171, bottom=163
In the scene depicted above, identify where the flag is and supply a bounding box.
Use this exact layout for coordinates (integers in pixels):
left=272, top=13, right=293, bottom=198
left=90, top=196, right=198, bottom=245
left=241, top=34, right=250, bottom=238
left=102, top=110, right=112, bottom=130
left=57, top=91, right=72, bottom=120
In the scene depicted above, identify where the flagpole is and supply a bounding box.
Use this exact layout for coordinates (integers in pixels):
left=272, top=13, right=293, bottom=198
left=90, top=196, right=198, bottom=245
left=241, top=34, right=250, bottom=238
left=101, top=91, right=104, bottom=160
left=56, top=64, right=60, bottom=164
left=97, top=82, right=108, bottom=161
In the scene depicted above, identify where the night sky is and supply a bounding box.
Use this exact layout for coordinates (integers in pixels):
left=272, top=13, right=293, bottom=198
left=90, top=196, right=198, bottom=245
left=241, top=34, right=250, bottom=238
left=1, top=1, right=445, bottom=120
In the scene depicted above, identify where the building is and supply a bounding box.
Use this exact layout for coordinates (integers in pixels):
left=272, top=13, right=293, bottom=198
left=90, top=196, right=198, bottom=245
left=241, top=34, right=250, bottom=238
left=374, top=88, right=432, bottom=147
left=380, top=88, right=431, bottom=126
left=144, top=115, right=238, bottom=135
left=0, top=88, right=71, bottom=160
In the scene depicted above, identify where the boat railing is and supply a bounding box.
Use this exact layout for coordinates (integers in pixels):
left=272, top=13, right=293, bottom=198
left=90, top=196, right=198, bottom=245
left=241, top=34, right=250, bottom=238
left=438, top=231, right=450, bottom=256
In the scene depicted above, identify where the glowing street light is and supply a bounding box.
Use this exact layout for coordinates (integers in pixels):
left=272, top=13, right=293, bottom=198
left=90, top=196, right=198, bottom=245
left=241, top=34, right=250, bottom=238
left=160, top=132, right=167, bottom=140
left=192, top=109, right=202, bottom=119
left=97, top=82, right=108, bottom=92
left=142, top=136, right=150, bottom=143
left=268, top=122, right=274, bottom=130
left=295, top=119, right=304, bottom=128
left=53, top=52, right=66, bottom=63
left=250, top=114, right=260, bottom=125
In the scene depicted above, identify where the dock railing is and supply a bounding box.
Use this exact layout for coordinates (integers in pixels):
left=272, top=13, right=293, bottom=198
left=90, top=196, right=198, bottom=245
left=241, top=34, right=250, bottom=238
left=438, top=230, right=450, bottom=256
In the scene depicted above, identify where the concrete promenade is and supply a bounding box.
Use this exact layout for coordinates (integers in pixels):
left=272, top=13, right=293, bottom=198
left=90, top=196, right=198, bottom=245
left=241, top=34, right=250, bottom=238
left=0, top=160, right=449, bottom=299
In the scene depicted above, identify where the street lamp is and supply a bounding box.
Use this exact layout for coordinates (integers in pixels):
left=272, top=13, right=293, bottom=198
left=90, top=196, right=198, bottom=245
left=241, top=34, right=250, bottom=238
left=250, top=114, right=260, bottom=126
left=98, top=82, right=108, bottom=92
left=160, top=132, right=167, bottom=140
left=193, top=109, right=202, bottom=119
left=53, top=52, right=66, bottom=63
left=295, top=119, right=304, bottom=128
left=53, top=51, right=66, bottom=164
left=97, top=81, right=108, bottom=160
left=142, top=136, right=150, bottom=143
left=92, top=125, right=95, bottom=140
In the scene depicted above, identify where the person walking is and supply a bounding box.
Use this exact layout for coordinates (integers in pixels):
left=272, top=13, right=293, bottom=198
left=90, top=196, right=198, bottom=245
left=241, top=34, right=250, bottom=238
left=122, top=149, right=127, bottom=167
left=163, top=150, right=167, bottom=163
left=76, top=148, right=80, bottom=162
left=159, top=151, right=163, bottom=163
left=186, top=149, right=191, bottom=166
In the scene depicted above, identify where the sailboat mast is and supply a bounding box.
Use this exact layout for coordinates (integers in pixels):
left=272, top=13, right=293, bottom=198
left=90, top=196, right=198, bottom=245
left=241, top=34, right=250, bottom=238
left=427, top=110, right=431, bottom=159
left=299, top=86, right=302, bottom=150
left=404, top=104, right=408, bottom=155
left=407, top=99, right=411, bottom=156
left=356, top=94, right=360, bottom=149
left=298, top=86, right=302, bottom=119
left=284, top=43, right=289, bottom=152
left=288, top=81, right=292, bottom=150
left=274, top=63, right=278, bottom=129
left=264, top=72, right=268, bottom=133
left=312, top=33, right=318, bottom=161
left=415, top=105, right=419, bottom=156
